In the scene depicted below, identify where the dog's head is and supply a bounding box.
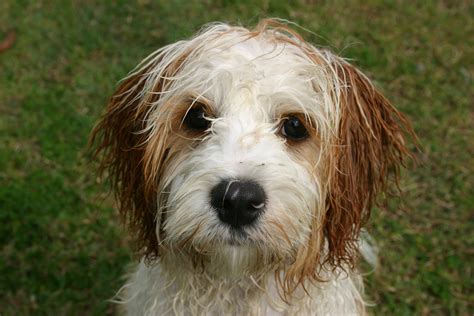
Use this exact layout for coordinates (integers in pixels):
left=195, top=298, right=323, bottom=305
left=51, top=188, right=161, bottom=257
left=92, top=19, right=412, bottom=294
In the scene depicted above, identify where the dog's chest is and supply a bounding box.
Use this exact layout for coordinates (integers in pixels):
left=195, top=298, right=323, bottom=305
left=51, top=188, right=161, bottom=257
left=121, top=261, right=363, bottom=316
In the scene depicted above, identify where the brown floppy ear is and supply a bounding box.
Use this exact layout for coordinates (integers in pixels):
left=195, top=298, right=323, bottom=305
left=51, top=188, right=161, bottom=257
left=90, top=64, right=162, bottom=261
left=90, top=51, right=189, bottom=261
left=324, top=58, right=414, bottom=269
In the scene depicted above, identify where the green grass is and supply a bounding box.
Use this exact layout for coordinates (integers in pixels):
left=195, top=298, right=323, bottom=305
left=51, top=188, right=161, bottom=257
left=1, top=1, right=472, bottom=315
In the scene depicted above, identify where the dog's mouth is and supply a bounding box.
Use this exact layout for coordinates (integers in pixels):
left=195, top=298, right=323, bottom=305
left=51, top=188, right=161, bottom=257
left=223, top=228, right=252, bottom=246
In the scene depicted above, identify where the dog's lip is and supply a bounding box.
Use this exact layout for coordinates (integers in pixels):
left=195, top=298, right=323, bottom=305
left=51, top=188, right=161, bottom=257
left=223, top=228, right=252, bottom=245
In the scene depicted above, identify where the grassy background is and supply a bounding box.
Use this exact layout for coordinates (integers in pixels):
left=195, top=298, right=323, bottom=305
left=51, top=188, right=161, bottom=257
left=1, top=1, right=472, bottom=315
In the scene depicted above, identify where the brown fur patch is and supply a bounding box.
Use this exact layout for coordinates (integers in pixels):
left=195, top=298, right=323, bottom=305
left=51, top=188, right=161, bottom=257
left=90, top=50, right=194, bottom=261
left=323, top=59, right=415, bottom=271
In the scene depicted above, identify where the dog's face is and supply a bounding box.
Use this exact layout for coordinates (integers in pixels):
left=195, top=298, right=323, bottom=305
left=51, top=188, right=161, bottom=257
left=156, top=30, right=329, bottom=262
left=92, top=20, right=412, bottom=292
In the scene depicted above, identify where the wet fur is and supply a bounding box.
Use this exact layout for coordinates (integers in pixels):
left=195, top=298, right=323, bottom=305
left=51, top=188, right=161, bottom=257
left=91, top=19, right=413, bottom=315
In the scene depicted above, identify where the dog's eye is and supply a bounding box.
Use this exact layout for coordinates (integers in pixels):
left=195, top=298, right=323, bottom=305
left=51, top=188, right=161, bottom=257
left=281, top=116, right=308, bottom=140
left=184, top=106, right=210, bottom=131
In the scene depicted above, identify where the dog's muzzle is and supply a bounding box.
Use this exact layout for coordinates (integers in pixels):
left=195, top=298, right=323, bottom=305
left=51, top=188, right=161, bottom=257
left=210, top=179, right=266, bottom=229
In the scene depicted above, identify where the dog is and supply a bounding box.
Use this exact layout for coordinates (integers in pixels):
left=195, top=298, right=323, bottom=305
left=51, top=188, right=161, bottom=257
left=91, top=19, right=413, bottom=315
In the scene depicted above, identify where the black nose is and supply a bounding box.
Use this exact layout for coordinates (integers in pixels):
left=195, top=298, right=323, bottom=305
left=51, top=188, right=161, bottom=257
left=210, top=179, right=266, bottom=228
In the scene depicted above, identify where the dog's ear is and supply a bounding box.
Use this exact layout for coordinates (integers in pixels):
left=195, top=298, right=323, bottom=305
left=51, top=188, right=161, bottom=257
left=90, top=49, right=189, bottom=261
left=324, top=58, right=414, bottom=269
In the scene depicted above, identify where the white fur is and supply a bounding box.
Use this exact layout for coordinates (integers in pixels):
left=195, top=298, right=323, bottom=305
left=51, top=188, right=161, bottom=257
left=113, top=22, right=374, bottom=315
left=117, top=258, right=365, bottom=315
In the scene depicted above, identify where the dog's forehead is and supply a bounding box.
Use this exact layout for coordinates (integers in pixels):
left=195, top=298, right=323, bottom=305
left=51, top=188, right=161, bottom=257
left=192, top=36, right=319, bottom=114
left=206, top=37, right=311, bottom=80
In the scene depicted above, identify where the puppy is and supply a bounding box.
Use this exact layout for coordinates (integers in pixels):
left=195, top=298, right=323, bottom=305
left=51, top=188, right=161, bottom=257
left=91, top=19, right=412, bottom=315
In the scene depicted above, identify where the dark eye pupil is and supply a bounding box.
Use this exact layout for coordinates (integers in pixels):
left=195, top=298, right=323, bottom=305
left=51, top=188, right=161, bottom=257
left=283, top=117, right=308, bottom=139
left=184, top=108, right=210, bottom=130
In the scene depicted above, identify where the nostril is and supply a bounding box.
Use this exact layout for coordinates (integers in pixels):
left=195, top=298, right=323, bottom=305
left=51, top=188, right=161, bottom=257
left=250, top=201, right=265, bottom=210
left=210, top=179, right=266, bottom=228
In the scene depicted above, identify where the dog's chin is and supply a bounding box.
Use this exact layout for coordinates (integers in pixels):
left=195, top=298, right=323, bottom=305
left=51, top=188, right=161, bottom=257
left=208, top=241, right=268, bottom=277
